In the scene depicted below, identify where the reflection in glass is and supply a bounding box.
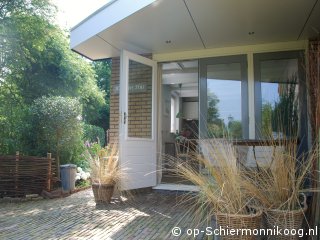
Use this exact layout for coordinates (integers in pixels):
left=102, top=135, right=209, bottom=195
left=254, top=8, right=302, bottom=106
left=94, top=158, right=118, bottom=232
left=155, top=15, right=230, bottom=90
left=207, top=63, right=242, bottom=139
left=259, top=59, right=299, bottom=138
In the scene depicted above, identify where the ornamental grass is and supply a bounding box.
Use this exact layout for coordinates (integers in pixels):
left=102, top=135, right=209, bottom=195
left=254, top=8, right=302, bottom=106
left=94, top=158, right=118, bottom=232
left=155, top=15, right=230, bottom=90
left=87, top=143, right=122, bottom=185
left=166, top=138, right=258, bottom=224
left=243, top=136, right=318, bottom=211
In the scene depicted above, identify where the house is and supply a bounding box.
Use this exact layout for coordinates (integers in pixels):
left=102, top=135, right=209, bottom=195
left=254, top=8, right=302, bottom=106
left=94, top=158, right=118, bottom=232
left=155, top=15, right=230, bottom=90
left=70, top=0, right=320, bottom=191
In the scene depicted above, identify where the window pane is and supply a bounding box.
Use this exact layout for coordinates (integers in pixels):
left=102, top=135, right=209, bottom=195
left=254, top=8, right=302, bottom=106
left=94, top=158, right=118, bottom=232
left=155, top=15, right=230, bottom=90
left=259, top=59, right=299, bottom=138
left=207, top=63, right=243, bottom=139
left=128, top=60, right=152, bottom=138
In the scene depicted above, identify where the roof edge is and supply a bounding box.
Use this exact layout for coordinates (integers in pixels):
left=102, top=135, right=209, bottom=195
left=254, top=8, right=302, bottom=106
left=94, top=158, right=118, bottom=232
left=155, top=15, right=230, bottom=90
left=71, top=0, right=118, bottom=31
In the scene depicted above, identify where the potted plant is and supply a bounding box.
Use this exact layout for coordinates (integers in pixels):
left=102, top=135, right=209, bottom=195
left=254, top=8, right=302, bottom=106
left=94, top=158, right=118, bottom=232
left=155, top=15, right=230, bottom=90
left=86, top=143, right=121, bottom=204
left=172, top=138, right=262, bottom=240
left=244, top=138, right=318, bottom=239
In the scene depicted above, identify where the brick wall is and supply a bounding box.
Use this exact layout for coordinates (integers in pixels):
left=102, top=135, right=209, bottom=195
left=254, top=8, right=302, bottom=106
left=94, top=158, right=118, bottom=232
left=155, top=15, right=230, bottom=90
left=109, top=55, right=152, bottom=144
left=109, top=57, right=120, bottom=144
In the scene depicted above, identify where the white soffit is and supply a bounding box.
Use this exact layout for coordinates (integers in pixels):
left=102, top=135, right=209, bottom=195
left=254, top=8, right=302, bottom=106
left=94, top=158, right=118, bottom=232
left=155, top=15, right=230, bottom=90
left=73, top=36, right=120, bottom=60
left=70, top=0, right=320, bottom=60
left=98, top=0, right=203, bottom=55
left=185, top=0, right=318, bottom=48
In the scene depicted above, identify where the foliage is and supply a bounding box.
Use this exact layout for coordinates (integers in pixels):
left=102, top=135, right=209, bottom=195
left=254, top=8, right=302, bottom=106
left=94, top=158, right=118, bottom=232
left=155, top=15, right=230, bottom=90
left=261, top=102, right=273, bottom=137
left=260, top=76, right=298, bottom=138
left=3, top=14, right=106, bottom=111
left=207, top=92, right=220, bottom=123
left=0, top=0, right=55, bottom=21
left=83, top=124, right=106, bottom=146
left=0, top=89, right=27, bottom=154
left=207, top=92, right=227, bottom=138
left=85, top=141, right=102, bottom=159
left=228, top=118, right=242, bottom=139
left=206, top=92, right=242, bottom=138
left=0, top=0, right=109, bottom=162
left=90, top=60, right=112, bottom=130
left=207, top=122, right=226, bottom=138
left=27, top=96, right=83, bottom=168
left=0, top=0, right=56, bottom=83
left=271, top=82, right=298, bottom=137
left=1, top=0, right=106, bottom=121
left=92, top=60, right=111, bottom=95
left=75, top=179, right=91, bottom=188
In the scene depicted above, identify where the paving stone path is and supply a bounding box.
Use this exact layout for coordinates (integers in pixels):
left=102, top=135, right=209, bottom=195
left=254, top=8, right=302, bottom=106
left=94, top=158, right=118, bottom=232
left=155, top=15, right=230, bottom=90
left=0, top=189, right=209, bottom=240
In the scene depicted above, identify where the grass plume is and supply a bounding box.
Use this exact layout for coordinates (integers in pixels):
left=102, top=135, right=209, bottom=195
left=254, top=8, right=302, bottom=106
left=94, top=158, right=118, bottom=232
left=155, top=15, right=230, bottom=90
left=88, top=144, right=122, bottom=185
left=166, top=138, right=256, bottom=222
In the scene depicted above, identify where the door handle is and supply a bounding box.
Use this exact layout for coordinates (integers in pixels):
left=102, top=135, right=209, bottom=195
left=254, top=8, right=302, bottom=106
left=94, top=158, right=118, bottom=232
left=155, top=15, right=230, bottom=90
left=124, top=112, right=127, bottom=124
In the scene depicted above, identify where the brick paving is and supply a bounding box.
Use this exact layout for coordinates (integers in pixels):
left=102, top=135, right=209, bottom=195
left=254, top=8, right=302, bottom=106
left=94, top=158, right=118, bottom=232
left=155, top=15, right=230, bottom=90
left=0, top=189, right=208, bottom=240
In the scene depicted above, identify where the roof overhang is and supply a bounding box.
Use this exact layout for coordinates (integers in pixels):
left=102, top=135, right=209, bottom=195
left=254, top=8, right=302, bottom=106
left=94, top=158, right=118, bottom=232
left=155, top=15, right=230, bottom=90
left=70, top=0, right=320, bottom=60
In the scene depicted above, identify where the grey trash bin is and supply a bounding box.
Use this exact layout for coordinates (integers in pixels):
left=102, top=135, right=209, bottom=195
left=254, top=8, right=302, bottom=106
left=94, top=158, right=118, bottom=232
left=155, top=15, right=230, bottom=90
left=60, top=164, right=77, bottom=191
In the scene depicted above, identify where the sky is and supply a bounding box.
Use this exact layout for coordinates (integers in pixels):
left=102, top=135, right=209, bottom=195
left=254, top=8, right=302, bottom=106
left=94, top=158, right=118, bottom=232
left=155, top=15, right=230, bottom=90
left=208, top=79, right=242, bottom=123
left=52, top=0, right=110, bottom=29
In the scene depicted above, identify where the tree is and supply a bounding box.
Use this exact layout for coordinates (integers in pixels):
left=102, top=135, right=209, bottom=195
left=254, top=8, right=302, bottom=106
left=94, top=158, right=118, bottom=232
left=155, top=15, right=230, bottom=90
left=227, top=116, right=242, bottom=139
left=0, top=0, right=54, bottom=21
left=91, top=60, right=111, bottom=130
left=29, top=96, right=83, bottom=175
left=0, top=0, right=107, bottom=164
left=207, top=92, right=226, bottom=137
left=207, top=92, right=220, bottom=123
left=0, top=0, right=56, bottom=81
left=261, top=102, right=273, bottom=137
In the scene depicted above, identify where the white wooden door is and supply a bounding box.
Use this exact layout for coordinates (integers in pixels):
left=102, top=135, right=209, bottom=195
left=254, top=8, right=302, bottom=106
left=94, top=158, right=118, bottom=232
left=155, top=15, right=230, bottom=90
left=119, top=50, right=157, bottom=190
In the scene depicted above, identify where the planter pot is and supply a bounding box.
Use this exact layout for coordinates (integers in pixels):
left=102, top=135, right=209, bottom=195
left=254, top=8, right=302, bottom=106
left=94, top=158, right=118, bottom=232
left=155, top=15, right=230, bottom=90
left=263, top=207, right=307, bottom=240
left=263, top=195, right=307, bottom=240
left=92, top=183, right=115, bottom=204
left=215, top=209, right=262, bottom=240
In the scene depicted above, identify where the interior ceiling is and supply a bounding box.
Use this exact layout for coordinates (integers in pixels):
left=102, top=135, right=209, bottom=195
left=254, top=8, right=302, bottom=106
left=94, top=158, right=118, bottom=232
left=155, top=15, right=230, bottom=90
left=73, top=0, right=320, bottom=60
left=162, top=60, right=198, bottom=97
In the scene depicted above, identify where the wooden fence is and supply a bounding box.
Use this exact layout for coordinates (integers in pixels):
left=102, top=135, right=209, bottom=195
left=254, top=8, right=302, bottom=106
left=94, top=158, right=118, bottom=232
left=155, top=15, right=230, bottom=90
left=0, top=152, right=56, bottom=198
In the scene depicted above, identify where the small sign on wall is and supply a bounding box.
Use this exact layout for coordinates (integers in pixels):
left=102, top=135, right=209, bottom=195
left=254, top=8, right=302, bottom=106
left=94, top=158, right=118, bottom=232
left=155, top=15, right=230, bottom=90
left=112, top=83, right=147, bottom=95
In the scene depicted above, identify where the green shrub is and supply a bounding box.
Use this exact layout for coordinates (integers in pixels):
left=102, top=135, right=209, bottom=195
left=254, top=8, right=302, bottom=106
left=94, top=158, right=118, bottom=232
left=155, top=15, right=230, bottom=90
left=27, top=96, right=83, bottom=172
left=83, top=123, right=105, bottom=146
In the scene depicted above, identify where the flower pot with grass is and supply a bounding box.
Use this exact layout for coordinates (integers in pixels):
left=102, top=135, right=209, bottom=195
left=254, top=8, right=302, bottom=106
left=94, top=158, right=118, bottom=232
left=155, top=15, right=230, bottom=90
left=86, top=143, right=121, bottom=204
left=172, top=139, right=262, bottom=240
left=244, top=138, right=318, bottom=240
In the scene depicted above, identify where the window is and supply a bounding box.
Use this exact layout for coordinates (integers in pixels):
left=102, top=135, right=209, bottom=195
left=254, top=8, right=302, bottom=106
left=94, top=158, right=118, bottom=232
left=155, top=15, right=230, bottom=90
left=199, top=55, right=248, bottom=139
left=254, top=51, right=305, bottom=139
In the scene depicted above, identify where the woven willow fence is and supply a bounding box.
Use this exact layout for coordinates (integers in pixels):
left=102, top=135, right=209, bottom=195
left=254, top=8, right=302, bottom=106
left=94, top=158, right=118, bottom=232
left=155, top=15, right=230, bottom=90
left=0, top=152, right=56, bottom=197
